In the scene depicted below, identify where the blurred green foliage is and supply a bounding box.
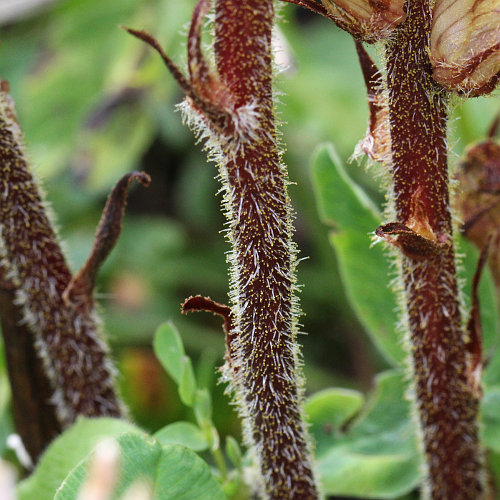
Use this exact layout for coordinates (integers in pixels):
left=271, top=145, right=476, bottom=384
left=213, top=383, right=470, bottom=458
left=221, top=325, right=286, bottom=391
left=0, top=0, right=498, bottom=498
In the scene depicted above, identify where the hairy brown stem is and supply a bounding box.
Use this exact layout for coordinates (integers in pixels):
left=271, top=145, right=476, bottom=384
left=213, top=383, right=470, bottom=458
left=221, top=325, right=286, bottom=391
left=128, top=1, right=318, bottom=495
left=0, top=267, right=61, bottom=462
left=0, top=81, right=123, bottom=427
left=212, top=2, right=318, bottom=498
left=384, top=0, right=484, bottom=497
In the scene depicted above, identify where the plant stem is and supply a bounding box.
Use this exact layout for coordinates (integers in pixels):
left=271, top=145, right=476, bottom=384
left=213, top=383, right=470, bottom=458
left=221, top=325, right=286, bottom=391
left=0, top=269, right=61, bottom=462
left=384, top=1, right=484, bottom=498
left=212, top=442, right=228, bottom=481
left=213, top=1, right=318, bottom=498
left=128, top=2, right=318, bottom=495
left=0, top=81, right=123, bottom=427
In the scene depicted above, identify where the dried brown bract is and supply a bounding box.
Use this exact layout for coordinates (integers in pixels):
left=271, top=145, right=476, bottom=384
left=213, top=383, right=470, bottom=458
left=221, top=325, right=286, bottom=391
left=456, top=131, right=500, bottom=289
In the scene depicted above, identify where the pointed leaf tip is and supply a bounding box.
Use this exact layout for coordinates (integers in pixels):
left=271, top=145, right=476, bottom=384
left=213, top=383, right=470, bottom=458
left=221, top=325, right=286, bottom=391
left=63, top=171, right=150, bottom=312
left=153, top=322, right=185, bottom=385
left=125, top=22, right=231, bottom=132
left=123, top=26, right=194, bottom=97
left=182, top=295, right=234, bottom=334
left=188, top=0, right=213, bottom=86
left=488, top=114, right=500, bottom=138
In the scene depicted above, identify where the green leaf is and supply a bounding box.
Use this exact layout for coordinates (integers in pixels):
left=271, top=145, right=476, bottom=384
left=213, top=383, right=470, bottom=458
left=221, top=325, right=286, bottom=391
left=319, top=450, right=420, bottom=498
left=18, top=417, right=141, bottom=500
left=221, top=471, right=249, bottom=499
left=154, top=422, right=208, bottom=452
left=179, top=356, right=197, bottom=407
left=305, top=388, right=364, bottom=437
left=481, top=386, right=500, bottom=453
left=154, top=444, right=225, bottom=499
left=85, top=108, right=155, bottom=191
left=55, top=432, right=225, bottom=500
left=225, top=436, right=242, bottom=469
left=154, top=322, right=186, bottom=385
left=313, top=371, right=421, bottom=498
left=311, top=143, right=499, bottom=377
left=313, top=145, right=380, bottom=232
left=194, top=388, right=213, bottom=426
left=312, top=143, right=404, bottom=365
left=488, top=449, right=500, bottom=492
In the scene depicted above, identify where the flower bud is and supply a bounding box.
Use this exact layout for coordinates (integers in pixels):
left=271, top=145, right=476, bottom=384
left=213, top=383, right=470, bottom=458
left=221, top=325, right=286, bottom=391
left=456, top=127, right=500, bottom=293
left=320, top=0, right=406, bottom=43
left=430, top=0, right=500, bottom=96
left=455, top=135, right=500, bottom=287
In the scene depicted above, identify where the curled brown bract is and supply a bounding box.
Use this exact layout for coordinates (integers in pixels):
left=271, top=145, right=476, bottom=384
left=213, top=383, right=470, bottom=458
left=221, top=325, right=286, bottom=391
left=353, top=40, right=391, bottom=163
left=465, top=239, right=491, bottom=399
left=63, top=171, right=150, bottom=313
left=376, top=188, right=451, bottom=260
left=181, top=295, right=237, bottom=369
left=375, top=222, right=449, bottom=260
left=122, top=0, right=234, bottom=133
left=182, top=295, right=234, bottom=335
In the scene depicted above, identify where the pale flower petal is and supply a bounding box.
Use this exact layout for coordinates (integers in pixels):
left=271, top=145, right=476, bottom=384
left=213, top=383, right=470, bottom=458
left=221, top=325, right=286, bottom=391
left=430, top=0, right=500, bottom=96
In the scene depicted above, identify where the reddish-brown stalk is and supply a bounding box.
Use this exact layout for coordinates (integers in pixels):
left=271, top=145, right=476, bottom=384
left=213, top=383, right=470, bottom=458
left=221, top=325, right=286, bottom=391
left=126, top=0, right=318, bottom=497
left=213, top=2, right=317, bottom=498
left=383, top=0, right=484, bottom=497
left=0, top=81, right=129, bottom=437
left=0, top=267, right=61, bottom=462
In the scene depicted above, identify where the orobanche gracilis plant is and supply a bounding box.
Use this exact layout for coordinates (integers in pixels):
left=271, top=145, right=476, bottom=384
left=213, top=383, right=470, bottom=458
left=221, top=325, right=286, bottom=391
left=125, top=0, right=318, bottom=498
left=286, top=0, right=499, bottom=498
left=0, top=79, right=151, bottom=461
left=0, top=0, right=499, bottom=499
left=125, top=0, right=499, bottom=497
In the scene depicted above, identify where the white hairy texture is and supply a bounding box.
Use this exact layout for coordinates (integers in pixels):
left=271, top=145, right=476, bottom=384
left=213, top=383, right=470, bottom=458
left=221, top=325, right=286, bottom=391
left=178, top=87, right=316, bottom=497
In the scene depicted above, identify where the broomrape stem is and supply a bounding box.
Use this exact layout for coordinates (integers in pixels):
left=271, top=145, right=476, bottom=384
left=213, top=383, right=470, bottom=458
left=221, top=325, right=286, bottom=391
left=0, top=82, right=124, bottom=430
left=0, top=267, right=61, bottom=462
left=128, top=1, right=318, bottom=495
left=384, top=0, right=484, bottom=498
left=213, top=2, right=318, bottom=498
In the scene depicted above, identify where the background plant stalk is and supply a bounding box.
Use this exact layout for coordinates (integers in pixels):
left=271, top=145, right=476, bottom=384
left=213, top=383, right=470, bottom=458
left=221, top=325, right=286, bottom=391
left=385, top=0, right=484, bottom=498
left=0, top=83, right=124, bottom=442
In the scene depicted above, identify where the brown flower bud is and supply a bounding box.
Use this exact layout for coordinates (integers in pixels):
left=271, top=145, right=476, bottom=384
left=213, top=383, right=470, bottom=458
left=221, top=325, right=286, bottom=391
left=430, top=0, right=500, bottom=96
left=283, top=0, right=405, bottom=43
left=321, top=0, right=406, bottom=42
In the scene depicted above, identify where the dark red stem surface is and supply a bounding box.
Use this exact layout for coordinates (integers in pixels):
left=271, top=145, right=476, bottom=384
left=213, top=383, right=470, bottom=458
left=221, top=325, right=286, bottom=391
left=385, top=0, right=483, bottom=497
left=214, top=1, right=317, bottom=498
